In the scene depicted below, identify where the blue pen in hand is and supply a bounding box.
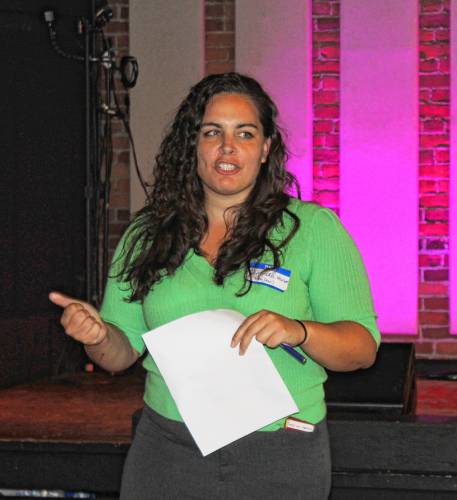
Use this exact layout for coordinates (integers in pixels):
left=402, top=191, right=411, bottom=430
left=280, top=343, right=307, bottom=364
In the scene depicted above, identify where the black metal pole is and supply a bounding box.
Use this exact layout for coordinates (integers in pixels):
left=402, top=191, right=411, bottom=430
left=84, top=17, right=92, bottom=304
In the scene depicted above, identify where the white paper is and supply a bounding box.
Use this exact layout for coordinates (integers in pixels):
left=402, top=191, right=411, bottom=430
left=142, top=309, right=298, bottom=456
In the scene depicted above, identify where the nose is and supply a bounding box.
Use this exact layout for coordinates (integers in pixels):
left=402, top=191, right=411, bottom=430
left=220, top=133, right=235, bottom=154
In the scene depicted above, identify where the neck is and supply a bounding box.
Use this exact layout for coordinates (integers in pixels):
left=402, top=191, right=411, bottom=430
left=204, top=191, right=245, bottom=225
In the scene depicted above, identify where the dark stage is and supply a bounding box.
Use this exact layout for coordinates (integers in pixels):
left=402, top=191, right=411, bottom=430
left=0, top=363, right=456, bottom=499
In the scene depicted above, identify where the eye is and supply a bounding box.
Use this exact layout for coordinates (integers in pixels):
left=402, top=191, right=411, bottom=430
left=239, top=130, right=254, bottom=139
left=202, top=129, right=220, bottom=137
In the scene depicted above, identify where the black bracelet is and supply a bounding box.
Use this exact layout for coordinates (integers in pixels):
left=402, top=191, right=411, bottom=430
left=294, top=320, right=308, bottom=346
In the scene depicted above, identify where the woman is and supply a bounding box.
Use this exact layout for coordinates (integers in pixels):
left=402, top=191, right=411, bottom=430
left=50, top=72, right=379, bottom=499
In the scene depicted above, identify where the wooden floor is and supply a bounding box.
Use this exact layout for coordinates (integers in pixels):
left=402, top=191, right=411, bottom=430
left=0, top=369, right=455, bottom=444
left=0, top=370, right=144, bottom=444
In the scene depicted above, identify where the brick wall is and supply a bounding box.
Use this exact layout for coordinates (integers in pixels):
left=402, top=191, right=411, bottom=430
left=418, top=0, right=451, bottom=356
left=205, top=0, right=235, bottom=75
left=312, top=0, right=340, bottom=213
left=309, top=0, right=454, bottom=358
left=104, top=0, right=131, bottom=257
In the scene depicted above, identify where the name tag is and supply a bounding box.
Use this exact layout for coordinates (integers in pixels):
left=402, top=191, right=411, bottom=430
left=249, top=262, right=291, bottom=292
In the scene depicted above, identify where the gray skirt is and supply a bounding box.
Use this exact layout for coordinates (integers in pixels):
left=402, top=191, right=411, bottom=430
left=120, top=405, right=331, bottom=500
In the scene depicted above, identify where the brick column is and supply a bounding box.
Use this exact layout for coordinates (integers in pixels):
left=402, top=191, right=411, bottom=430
left=312, top=1, right=340, bottom=213
left=418, top=0, right=451, bottom=356
left=104, top=0, right=131, bottom=257
left=205, top=0, right=235, bottom=75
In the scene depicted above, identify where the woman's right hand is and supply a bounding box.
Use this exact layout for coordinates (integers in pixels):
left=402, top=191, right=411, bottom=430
left=49, top=291, right=108, bottom=346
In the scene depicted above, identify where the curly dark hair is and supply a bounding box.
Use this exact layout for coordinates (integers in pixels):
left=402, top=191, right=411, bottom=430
left=117, top=72, right=301, bottom=301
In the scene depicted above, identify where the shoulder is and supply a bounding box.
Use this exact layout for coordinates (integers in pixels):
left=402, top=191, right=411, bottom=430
left=286, top=197, right=338, bottom=228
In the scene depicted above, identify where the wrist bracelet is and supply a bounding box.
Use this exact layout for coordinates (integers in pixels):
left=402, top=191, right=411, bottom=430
left=294, top=320, right=308, bottom=346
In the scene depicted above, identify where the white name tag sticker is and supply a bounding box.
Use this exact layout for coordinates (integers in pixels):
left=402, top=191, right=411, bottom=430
left=249, top=262, right=291, bottom=292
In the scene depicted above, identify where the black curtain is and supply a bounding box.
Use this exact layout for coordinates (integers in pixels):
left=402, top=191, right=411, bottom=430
left=0, top=0, right=91, bottom=386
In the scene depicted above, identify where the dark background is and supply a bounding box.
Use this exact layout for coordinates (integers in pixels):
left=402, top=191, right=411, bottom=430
left=0, top=1, right=91, bottom=386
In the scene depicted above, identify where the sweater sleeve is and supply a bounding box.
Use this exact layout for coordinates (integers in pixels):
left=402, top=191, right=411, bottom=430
left=99, top=232, right=148, bottom=355
left=307, top=207, right=381, bottom=347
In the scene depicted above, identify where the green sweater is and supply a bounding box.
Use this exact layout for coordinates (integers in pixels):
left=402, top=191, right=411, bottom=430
left=100, top=199, right=380, bottom=430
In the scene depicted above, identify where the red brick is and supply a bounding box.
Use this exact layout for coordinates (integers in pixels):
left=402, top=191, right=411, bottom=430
left=420, top=14, right=450, bottom=29
left=206, top=61, right=235, bottom=74
left=419, top=43, right=449, bottom=59
left=419, top=104, right=450, bottom=117
left=320, top=164, right=339, bottom=177
left=422, top=119, right=445, bottom=132
left=314, top=177, right=339, bottom=191
left=439, top=58, right=450, bottom=72
left=316, top=18, right=339, bottom=31
left=330, top=3, right=340, bottom=16
left=436, top=342, right=457, bottom=355
left=314, top=105, right=339, bottom=118
left=313, top=2, right=331, bottom=15
left=425, top=209, right=449, bottom=222
left=420, top=180, right=437, bottom=193
left=419, top=59, right=439, bottom=72
left=318, top=45, right=340, bottom=59
left=420, top=89, right=432, bottom=101
left=206, top=47, right=230, bottom=61
left=419, top=74, right=449, bottom=87
left=421, top=0, right=445, bottom=13
left=431, top=89, right=449, bottom=102
left=419, top=223, right=448, bottom=236
left=419, top=254, right=442, bottom=266
left=314, top=120, right=333, bottom=133
left=313, top=90, right=338, bottom=104
left=313, top=135, right=326, bottom=147
left=115, top=209, right=130, bottom=222
left=313, top=31, right=339, bottom=43
left=435, top=149, right=450, bottom=163
left=313, top=61, right=340, bottom=73
left=322, top=76, right=339, bottom=89
left=436, top=29, right=450, bottom=41
left=314, top=190, right=339, bottom=206
left=419, top=134, right=449, bottom=148
left=419, top=282, right=448, bottom=294
left=110, top=192, right=129, bottom=208
left=205, top=33, right=234, bottom=47
left=112, top=135, right=129, bottom=149
left=105, top=21, right=128, bottom=34
left=325, top=134, right=339, bottom=147
left=205, top=3, right=224, bottom=17
left=420, top=30, right=436, bottom=42
left=425, top=238, right=448, bottom=250
left=313, top=149, right=339, bottom=162
left=205, top=19, right=224, bottom=31
left=423, top=297, right=449, bottom=310
left=414, top=342, right=435, bottom=355
left=421, top=327, right=449, bottom=338
left=424, top=269, right=449, bottom=281
left=419, top=150, right=434, bottom=164
left=420, top=165, right=449, bottom=177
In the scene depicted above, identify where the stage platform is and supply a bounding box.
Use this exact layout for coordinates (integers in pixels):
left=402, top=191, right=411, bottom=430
left=0, top=368, right=456, bottom=499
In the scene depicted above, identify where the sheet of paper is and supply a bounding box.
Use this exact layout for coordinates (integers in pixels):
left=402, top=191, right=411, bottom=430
left=142, top=309, right=298, bottom=456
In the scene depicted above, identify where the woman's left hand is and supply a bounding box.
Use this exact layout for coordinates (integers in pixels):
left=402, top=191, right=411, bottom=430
left=231, top=310, right=305, bottom=355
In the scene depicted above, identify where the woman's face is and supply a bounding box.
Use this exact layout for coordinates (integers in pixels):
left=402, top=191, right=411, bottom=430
left=196, top=92, right=271, bottom=205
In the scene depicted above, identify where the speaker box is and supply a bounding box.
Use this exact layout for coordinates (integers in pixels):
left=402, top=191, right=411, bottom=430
left=325, top=343, right=416, bottom=417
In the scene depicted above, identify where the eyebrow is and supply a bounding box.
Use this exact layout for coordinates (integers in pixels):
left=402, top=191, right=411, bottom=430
left=200, top=121, right=259, bottom=129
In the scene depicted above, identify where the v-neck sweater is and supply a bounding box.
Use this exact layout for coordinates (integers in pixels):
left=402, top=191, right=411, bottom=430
left=101, top=199, right=380, bottom=430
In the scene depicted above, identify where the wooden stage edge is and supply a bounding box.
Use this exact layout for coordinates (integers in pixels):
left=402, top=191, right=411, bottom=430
left=0, top=370, right=457, bottom=499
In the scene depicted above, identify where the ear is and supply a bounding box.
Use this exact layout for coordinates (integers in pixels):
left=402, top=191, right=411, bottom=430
left=261, top=137, right=272, bottom=163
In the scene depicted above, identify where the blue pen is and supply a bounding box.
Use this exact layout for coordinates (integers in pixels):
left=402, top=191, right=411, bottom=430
left=280, top=343, right=307, bottom=364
